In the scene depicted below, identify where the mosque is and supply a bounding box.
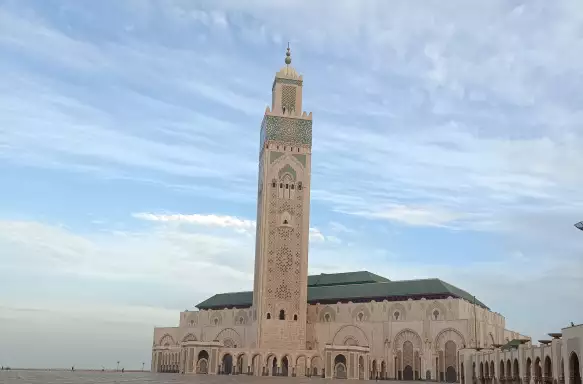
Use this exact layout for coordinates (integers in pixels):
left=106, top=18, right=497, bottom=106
left=151, top=48, right=583, bottom=384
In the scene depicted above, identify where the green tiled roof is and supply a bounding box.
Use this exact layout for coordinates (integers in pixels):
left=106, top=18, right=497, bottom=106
left=308, top=271, right=390, bottom=287
left=196, top=271, right=489, bottom=310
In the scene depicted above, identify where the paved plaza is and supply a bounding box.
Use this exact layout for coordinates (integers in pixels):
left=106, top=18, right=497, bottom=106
left=0, top=371, right=409, bottom=384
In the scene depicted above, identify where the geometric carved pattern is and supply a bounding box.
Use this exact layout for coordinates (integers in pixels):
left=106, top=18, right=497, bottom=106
left=209, top=312, right=222, bottom=326
left=275, top=284, right=292, bottom=300
left=276, top=246, right=294, bottom=272
left=182, top=333, right=197, bottom=342
left=281, top=85, right=296, bottom=113
left=426, top=300, right=448, bottom=320
left=333, top=325, right=369, bottom=346
left=352, top=304, right=371, bottom=322
left=388, top=303, right=407, bottom=321
left=264, top=161, right=305, bottom=316
left=185, top=312, right=198, bottom=327
left=274, top=78, right=303, bottom=87
left=403, top=340, right=414, bottom=366
left=278, top=163, right=297, bottom=181
left=159, top=334, right=176, bottom=347
left=215, top=328, right=243, bottom=348
left=344, top=337, right=359, bottom=346
left=234, top=309, right=249, bottom=325
left=319, top=306, right=336, bottom=322
left=261, top=115, right=312, bottom=146
left=394, top=329, right=422, bottom=352
left=434, top=328, right=466, bottom=351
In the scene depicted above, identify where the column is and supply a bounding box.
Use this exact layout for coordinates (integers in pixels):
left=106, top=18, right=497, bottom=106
left=413, top=351, right=416, bottom=380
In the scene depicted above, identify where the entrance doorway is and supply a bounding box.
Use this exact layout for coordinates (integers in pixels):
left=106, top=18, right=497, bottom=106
left=334, top=354, right=347, bottom=379
left=404, top=365, right=413, bottom=380
left=446, top=366, right=457, bottom=383
left=222, top=354, right=233, bottom=375
left=281, top=356, right=289, bottom=377
left=570, top=353, right=581, bottom=384
left=197, top=350, right=209, bottom=374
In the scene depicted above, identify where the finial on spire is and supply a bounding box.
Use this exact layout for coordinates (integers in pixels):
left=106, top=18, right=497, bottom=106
left=285, top=42, right=292, bottom=65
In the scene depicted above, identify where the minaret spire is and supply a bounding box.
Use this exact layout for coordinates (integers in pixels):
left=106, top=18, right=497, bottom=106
left=285, top=43, right=292, bottom=66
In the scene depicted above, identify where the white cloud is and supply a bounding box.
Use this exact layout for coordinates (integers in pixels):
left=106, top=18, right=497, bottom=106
left=309, top=227, right=326, bottom=242
left=1, top=0, right=582, bottom=235
left=1, top=0, right=583, bottom=369
left=134, top=212, right=336, bottom=241
left=133, top=212, right=256, bottom=233
left=329, top=221, right=355, bottom=234
left=0, top=219, right=255, bottom=288
left=355, top=204, right=464, bottom=228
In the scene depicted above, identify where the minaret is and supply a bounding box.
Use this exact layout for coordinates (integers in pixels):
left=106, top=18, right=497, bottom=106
left=252, top=46, right=312, bottom=350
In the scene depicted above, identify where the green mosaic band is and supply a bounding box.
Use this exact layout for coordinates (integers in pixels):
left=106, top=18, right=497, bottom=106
left=261, top=115, right=312, bottom=147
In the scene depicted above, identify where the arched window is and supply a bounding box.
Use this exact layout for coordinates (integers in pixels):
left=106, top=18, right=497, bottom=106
left=298, top=182, right=303, bottom=191
left=324, top=313, right=331, bottom=322
left=291, top=184, right=295, bottom=190
left=283, top=219, right=288, bottom=225
left=294, top=314, right=298, bottom=321
left=272, top=181, right=276, bottom=188
left=433, top=310, right=439, bottom=320
left=357, top=312, right=364, bottom=322
left=266, top=313, right=271, bottom=319
left=285, top=184, right=289, bottom=189
left=279, top=309, right=285, bottom=320
left=394, top=311, right=400, bottom=320
left=280, top=183, right=283, bottom=188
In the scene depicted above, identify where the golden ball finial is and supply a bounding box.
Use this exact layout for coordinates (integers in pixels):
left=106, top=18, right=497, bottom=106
left=285, top=43, right=291, bottom=65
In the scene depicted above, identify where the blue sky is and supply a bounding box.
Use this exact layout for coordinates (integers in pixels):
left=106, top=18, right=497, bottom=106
left=1, top=0, right=583, bottom=370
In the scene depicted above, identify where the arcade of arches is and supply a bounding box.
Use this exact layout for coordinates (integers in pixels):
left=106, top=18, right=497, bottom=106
left=153, top=325, right=583, bottom=383
left=152, top=327, right=468, bottom=380
left=460, top=325, right=582, bottom=384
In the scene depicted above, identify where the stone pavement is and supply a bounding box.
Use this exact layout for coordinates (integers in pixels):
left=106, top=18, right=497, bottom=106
left=0, top=371, right=420, bottom=384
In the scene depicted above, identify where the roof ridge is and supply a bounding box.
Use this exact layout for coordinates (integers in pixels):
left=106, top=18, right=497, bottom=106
left=390, top=277, right=440, bottom=283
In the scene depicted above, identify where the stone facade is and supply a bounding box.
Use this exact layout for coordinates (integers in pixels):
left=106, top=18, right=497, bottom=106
left=152, top=297, right=528, bottom=379
left=460, top=324, right=582, bottom=384
left=149, top=49, right=569, bottom=381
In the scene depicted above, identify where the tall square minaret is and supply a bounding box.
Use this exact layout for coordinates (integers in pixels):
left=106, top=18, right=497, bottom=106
left=252, top=47, right=312, bottom=350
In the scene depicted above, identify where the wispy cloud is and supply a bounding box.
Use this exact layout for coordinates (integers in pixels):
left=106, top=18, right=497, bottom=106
left=351, top=204, right=464, bottom=228
left=1, top=0, right=583, bottom=370
left=133, top=212, right=256, bottom=232
left=133, top=212, right=335, bottom=242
